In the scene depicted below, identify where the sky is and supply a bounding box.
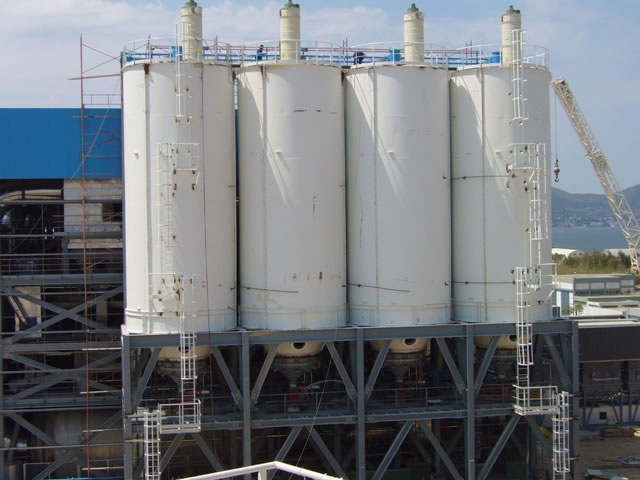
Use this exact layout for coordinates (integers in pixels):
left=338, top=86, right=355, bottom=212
left=0, top=0, right=638, bottom=194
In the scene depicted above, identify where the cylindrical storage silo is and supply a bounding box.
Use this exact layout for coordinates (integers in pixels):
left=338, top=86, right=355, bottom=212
left=450, top=66, right=552, bottom=323
left=237, top=64, right=346, bottom=330
left=123, top=62, right=236, bottom=333
left=345, top=65, right=451, bottom=326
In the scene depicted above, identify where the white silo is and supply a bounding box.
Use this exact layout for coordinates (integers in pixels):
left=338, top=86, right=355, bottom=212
left=237, top=12, right=346, bottom=332
left=122, top=4, right=236, bottom=334
left=450, top=8, right=552, bottom=323
left=346, top=6, right=451, bottom=330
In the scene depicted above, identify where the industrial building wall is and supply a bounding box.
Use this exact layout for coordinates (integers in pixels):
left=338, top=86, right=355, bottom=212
left=0, top=108, right=121, bottom=179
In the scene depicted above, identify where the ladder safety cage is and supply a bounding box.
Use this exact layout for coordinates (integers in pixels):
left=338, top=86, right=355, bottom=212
left=142, top=410, right=161, bottom=480
left=552, top=391, right=571, bottom=478
left=511, top=29, right=528, bottom=122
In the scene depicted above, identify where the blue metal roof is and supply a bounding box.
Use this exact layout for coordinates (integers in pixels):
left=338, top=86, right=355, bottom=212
left=0, top=108, right=121, bottom=179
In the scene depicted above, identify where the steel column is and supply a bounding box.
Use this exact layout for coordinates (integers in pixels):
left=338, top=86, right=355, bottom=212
left=122, top=331, right=134, bottom=480
left=464, top=325, right=475, bottom=480
left=571, top=321, right=580, bottom=477
left=356, top=328, right=366, bottom=480
left=241, top=331, right=251, bottom=467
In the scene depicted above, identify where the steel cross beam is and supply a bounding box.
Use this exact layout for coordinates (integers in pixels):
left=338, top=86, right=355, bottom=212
left=364, top=339, right=390, bottom=403
left=192, top=432, right=226, bottom=472
left=419, top=422, right=463, bottom=480
left=251, top=344, right=277, bottom=409
left=6, top=413, right=88, bottom=468
left=133, top=348, right=161, bottom=409
left=5, top=353, right=120, bottom=394
left=306, top=427, right=348, bottom=479
left=524, top=416, right=552, bottom=455
left=212, top=346, right=243, bottom=410
left=474, top=335, right=499, bottom=396
left=267, top=426, right=303, bottom=480
left=3, top=286, right=122, bottom=342
left=435, top=338, right=466, bottom=396
left=160, top=433, right=185, bottom=473
left=326, top=342, right=357, bottom=404
left=542, top=334, right=572, bottom=391
left=6, top=350, right=121, bottom=401
left=406, top=430, right=432, bottom=469
left=477, top=414, right=520, bottom=480
left=32, top=410, right=122, bottom=480
left=371, top=421, right=412, bottom=480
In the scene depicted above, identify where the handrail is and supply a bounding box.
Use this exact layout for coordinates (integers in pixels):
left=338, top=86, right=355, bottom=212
left=181, top=461, right=342, bottom=480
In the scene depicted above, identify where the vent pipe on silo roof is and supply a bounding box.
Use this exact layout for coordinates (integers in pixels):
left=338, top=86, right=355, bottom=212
left=404, top=4, right=425, bottom=63
left=280, top=1, right=301, bottom=61
left=181, top=0, right=203, bottom=61
left=501, top=5, right=522, bottom=65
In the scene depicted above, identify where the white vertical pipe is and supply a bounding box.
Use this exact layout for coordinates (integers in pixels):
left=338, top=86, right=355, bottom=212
left=280, top=1, right=301, bottom=61
left=403, top=4, right=424, bottom=63
left=181, top=0, right=203, bottom=62
left=501, top=5, right=521, bottom=65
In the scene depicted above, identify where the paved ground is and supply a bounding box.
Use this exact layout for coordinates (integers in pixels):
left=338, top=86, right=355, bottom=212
left=575, top=428, right=640, bottom=479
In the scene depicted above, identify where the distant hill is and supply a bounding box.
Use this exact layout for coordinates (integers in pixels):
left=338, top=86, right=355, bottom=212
left=552, top=184, right=640, bottom=227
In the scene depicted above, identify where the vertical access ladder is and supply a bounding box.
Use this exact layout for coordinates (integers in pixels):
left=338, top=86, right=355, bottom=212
left=509, top=29, right=570, bottom=480
left=143, top=410, right=161, bottom=480
left=140, top=35, right=202, bottom=474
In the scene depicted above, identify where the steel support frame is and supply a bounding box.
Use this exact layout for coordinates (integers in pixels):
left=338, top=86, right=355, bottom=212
left=0, top=278, right=123, bottom=479
left=121, top=321, right=575, bottom=479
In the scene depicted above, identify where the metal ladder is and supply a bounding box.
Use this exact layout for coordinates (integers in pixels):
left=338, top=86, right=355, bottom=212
left=552, top=391, right=571, bottom=479
left=174, top=32, right=190, bottom=122
left=143, top=410, right=161, bottom=480
left=511, top=29, right=528, bottom=122
left=509, top=31, right=570, bottom=479
left=157, top=143, right=177, bottom=276
left=527, top=143, right=549, bottom=290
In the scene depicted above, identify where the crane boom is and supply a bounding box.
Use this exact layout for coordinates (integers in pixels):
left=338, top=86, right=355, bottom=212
left=551, top=77, right=640, bottom=275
